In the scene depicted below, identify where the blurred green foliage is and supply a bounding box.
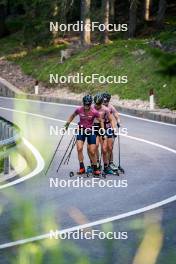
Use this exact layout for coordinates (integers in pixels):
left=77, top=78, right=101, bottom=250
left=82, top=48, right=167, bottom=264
left=0, top=158, right=3, bottom=173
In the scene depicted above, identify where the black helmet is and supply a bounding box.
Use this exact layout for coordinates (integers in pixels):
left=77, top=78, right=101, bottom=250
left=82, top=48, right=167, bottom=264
left=94, top=93, right=103, bottom=105
left=102, top=92, right=111, bottom=103
left=83, top=95, right=92, bottom=106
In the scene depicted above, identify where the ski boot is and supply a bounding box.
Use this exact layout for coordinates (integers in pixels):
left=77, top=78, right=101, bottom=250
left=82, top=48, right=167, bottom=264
left=109, top=162, right=118, bottom=172
left=87, top=166, right=93, bottom=174
left=104, top=166, right=119, bottom=176
left=77, top=167, right=86, bottom=175
left=93, top=168, right=101, bottom=178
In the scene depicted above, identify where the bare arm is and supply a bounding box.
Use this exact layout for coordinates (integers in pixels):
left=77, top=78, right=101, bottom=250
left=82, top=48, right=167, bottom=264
left=114, top=111, right=120, bottom=123
left=65, top=112, right=77, bottom=129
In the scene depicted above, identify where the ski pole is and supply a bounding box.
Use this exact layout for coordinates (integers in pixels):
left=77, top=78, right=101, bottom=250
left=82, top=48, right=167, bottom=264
left=108, top=129, right=116, bottom=164
left=64, top=127, right=78, bottom=165
left=117, top=125, right=125, bottom=174
left=99, top=147, right=103, bottom=171
left=64, top=136, right=77, bottom=165
left=56, top=135, right=75, bottom=173
left=99, top=135, right=106, bottom=170
left=45, top=134, right=64, bottom=175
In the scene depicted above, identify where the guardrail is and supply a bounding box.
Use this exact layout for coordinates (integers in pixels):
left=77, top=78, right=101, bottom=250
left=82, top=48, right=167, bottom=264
left=0, top=117, right=21, bottom=175
left=0, top=77, right=23, bottom=98
left=0, top=118, right=20, bottom=148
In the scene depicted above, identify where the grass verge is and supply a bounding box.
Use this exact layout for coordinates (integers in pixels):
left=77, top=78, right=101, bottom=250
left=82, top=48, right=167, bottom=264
left=0, top=29, right=176, bottom=109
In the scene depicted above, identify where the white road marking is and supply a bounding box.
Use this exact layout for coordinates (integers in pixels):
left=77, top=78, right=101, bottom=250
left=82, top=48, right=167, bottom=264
left=0, top=106, right=175, bottom=155
left=120, top=112, right=176, bottom=127
left=0, top=106, right=67, bottom=124
left=0, top=105, right=176, bottom=249
left=0, top=96, right=176, bottom=127
left=1, top=194, right=176, bottom=249
left=123, top=134, right=176, bottom=154
left=0, top=138, right=45, bottom=190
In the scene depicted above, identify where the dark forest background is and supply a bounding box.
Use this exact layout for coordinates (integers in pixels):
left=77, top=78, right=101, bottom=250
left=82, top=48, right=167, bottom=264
left=0, top=0, right=175, bottom=45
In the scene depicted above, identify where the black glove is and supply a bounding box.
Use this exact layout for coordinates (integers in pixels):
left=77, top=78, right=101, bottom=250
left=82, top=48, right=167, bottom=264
left=64, top=122, right=69, bottom=130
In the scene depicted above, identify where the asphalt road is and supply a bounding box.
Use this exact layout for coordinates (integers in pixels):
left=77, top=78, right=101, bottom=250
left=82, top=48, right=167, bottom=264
left=0, top=96, right=176, bottom=263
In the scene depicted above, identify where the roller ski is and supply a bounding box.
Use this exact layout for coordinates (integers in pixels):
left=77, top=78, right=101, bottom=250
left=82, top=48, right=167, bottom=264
left=86, top=163, right=106, bottom=178
left=70, top=165, right=106, bottom=178
left=69, top=167, right=86, bottom=177
left=103, top=165, right=119, bottom=176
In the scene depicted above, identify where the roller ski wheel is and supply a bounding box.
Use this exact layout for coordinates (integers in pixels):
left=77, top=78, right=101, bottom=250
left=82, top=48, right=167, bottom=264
left=118, top=166, right=125, bottom=174
left=93, top=174, right=101, bottom=178
left=102, top=172, right=106, bottom=178
left=70, top=171, right=74, bottom=177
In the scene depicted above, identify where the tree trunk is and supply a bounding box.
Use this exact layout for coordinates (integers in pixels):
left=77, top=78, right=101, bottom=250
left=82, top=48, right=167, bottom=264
left=128, top=0, right=137, bottom=38
left=144, top=0, right=151, bottom=21
left=102, top=0, right=110, bottom=44
left=80, top=0, right=91, bottom=46
left=110, top=0, right=115, bottom=23
left=156, top=0, right=167, bottom=28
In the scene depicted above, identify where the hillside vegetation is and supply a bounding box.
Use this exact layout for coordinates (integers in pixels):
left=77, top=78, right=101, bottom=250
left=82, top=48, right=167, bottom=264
left=0, top=28, right=176, bottom=109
